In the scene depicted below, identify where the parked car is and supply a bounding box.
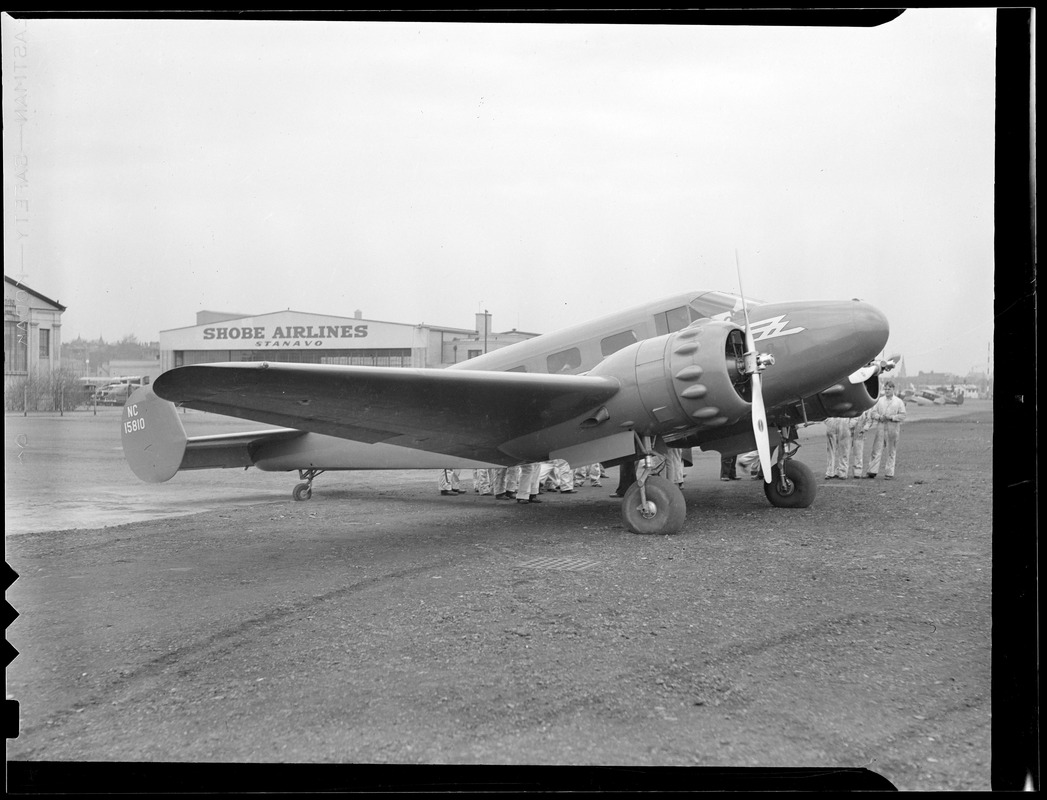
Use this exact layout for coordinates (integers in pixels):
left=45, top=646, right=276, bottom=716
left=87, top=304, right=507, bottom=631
left=91, top=376, right=147, bottom=405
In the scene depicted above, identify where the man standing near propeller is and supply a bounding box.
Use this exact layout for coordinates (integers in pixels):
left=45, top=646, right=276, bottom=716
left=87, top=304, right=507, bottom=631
left=847, top=408, right=874, bottom=478
left=823, top=416, right=853, bottom=480
left=866, top=381, right=907, bottom=480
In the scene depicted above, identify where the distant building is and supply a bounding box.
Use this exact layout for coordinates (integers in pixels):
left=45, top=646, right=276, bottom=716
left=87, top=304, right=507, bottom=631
left=4, top=275, right=65, bottom=386
left=108, top=359, right=163, bottom=385
left=159, top=308, right=537, bottom=373
left=62, top=338, right=160, bottom=380
left=440, top=312, right=539, bottom=365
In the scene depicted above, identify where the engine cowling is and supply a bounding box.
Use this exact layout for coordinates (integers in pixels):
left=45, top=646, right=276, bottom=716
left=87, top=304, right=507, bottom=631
left=587, top=319, right=753, bottom=436
left=806, top=371, right=880, bottom=419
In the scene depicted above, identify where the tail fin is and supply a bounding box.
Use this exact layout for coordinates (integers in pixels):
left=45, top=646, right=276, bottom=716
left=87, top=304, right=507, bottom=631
left=121, top=385, right=188, bottom=483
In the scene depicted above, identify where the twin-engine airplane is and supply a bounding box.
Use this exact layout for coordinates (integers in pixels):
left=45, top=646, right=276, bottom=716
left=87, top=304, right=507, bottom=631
left=122, top=289, right=891, bottom=534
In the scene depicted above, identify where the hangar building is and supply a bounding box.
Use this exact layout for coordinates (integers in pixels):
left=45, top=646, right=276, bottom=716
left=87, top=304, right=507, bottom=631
left=159, top=309, right=537, bottom=373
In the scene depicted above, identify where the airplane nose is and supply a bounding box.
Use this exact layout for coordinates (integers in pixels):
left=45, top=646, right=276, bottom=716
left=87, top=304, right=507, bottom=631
left=851, top=301, right=890, bottom=353
left=751, top=298, right=892, bottom=408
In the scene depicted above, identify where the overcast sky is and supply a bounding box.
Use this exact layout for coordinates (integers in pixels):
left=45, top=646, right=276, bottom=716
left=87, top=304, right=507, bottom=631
left=4, top=10, right=998, bottom=376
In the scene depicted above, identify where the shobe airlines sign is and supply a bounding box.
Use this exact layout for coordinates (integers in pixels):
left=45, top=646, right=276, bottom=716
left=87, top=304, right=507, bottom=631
left=202, top=324, right=369, bottom=346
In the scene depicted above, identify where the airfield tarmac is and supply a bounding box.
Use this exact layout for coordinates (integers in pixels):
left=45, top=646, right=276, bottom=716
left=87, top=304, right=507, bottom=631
left=5, top=402, right=1000, bottom=789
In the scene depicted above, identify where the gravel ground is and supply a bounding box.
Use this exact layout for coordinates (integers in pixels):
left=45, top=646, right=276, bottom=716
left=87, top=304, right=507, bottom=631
left=5, top=405, right=1016, bottom=790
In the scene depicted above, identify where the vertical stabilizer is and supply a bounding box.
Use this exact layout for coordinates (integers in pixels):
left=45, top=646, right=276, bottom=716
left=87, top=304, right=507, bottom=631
left=121, top=385, right=188, bottom=482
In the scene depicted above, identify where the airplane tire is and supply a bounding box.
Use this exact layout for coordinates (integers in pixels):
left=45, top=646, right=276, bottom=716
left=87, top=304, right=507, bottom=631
left=621, top=475, right=686, bottom=535
left=763, top=460, right=816, bottom=508
left=293, top=483, right=312, bottom=501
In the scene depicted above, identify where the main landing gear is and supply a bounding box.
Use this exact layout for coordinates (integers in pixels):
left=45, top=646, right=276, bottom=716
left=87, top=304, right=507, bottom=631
left=762, top=426, right=816, bottom=509
left=292, top=468, right=325, bottom=501
left=621, top=435, right=686, bottom=535
left=619, top=425, right=815, bottom=532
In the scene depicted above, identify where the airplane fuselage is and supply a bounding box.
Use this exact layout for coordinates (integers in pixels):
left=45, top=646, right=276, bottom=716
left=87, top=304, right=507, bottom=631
left=251, top=295, right=887, bottom=468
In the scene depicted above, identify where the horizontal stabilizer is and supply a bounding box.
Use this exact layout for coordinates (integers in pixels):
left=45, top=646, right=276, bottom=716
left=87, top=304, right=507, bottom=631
left=179, top=428, right=307, bottom=471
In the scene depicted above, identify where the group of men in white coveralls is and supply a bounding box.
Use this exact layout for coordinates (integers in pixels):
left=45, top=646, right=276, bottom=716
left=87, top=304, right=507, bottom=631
left=439, top=461, right=605, bottom=504
left=825, top=380, right=907, bottom=480
left=439, top=447, right=688, bottom=505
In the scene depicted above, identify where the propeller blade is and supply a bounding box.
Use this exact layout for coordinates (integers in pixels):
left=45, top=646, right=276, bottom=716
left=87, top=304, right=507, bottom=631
left=736, top=251, right=772, bottom=482
left=751, top=371, right=772, bottom=483
left=735, top=251, right=755, bottom=349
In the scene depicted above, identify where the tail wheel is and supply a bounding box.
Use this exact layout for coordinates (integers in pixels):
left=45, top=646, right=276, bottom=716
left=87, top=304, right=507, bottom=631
left=763, top=460, right=816, bottom=508
left=622, top=475, right=686, bottom=535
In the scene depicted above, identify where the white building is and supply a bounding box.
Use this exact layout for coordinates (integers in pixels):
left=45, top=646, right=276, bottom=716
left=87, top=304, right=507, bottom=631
left=4, top=275, right=65, bottom=386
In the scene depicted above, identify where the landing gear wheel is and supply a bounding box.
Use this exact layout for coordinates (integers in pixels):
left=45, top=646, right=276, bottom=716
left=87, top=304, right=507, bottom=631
left=763, top=460, right=816, bottom=508
left=292, top=482, right=313, bottom=502
left=621, top=475, right=686, bottom=535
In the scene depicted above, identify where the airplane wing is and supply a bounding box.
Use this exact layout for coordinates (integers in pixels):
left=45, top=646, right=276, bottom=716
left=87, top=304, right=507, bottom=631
left=153, top=362, right=622, bottom=464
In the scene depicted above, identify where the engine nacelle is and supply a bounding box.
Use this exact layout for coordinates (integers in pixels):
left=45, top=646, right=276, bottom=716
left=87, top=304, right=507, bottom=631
left=806, top=371, right=880, bottom=419
left=587, top=320, right=752, bottom=437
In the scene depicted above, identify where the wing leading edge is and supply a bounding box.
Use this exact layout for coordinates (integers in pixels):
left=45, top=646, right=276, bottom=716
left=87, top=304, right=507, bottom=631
left=152, top=362, right=622, bottom=464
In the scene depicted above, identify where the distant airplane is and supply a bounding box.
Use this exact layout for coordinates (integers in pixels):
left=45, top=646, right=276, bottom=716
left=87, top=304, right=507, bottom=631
left=902, top=384, right=965, bottom=406
left=122, top=289, right=891, bottom=534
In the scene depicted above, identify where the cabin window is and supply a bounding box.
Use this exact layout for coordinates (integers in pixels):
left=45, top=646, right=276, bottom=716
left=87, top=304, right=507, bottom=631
left=506, top=365, right=527, bottom=373
left=600, top=330, right=637, bottom=357
left=547, top=347, right=582, bottom=374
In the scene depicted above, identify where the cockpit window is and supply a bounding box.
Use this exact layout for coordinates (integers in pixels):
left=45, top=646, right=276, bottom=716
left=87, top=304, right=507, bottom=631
left=665, top=306, right=692, bottom=333
left=689, top=291, right=765, bottom=321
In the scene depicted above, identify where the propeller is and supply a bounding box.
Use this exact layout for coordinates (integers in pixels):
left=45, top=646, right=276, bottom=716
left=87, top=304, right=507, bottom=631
left=735, top=252, right=773, bottom=484
left=848, top=352, right=902, bottom=384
